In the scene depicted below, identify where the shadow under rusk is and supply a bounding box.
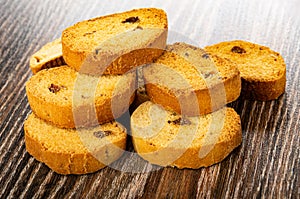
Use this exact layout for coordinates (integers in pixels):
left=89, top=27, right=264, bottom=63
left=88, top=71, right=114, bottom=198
left=112, top=110, right=163, bottom=173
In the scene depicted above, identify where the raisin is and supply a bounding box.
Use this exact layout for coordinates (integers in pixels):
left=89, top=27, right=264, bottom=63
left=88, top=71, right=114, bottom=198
left=169, top=117, right=191, bottom=125
left=122, top=16, right=140, bottom=23
left=168, top=47, right=174, bottom=51
left=204, top=73, right=211, bottom=78
left=168, top=118, right=181, bottom=125
left=81, top=95, right=89, bottom=99
left=203, top=71, right=216, bottom=79
left=93, top=130, right=112, bottom=139
left=49, top=84, right=64, bottom=93
left=93, top=131, right=104, bottom=139
left=184, top=52, right=189, bottom=57
left=190, top=46, right=198, bottom=50
left=95, top=48, right=101, bottom=55
left=202, top=53, right=210, bottom=59
left=83, top=30, right=96, bottom=36
left=172, top=118, right=181, bottom=125
left=231, top=46, right=246, bottom=54
left=104, top=130, right=112, bottom=136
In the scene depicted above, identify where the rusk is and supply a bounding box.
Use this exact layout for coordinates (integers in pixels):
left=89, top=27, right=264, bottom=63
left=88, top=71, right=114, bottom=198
left=143, top=42, right=241, bottom=116
left=62, top=8, right=168, bottom=75
left=131, top=101, right=242, bottom=168
left=29, top=38, right=65, bottom=74
left=205, top=40, right=286, bottom=100
left=24, top=113, right=127, bottom=175
left=25, top=66, right=136, bottom=128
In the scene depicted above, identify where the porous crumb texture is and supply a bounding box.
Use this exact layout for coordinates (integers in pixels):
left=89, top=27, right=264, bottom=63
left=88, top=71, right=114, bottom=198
left=131, top=101, right=242, bottom=168
left=24, top=113, right=127, bottom=175
left=204, top=40, right=286, bottom=100
left=143, top=42, right=241, bottom=116
left=25, top=66, right=136, bottom=128
left=30, top=38, right=65, bottom=74
left=62, top=8, right=168, bottom=75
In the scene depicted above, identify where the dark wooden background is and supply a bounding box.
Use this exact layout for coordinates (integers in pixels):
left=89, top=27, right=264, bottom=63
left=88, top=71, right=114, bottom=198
left=0, top=0, right=299, bottom=198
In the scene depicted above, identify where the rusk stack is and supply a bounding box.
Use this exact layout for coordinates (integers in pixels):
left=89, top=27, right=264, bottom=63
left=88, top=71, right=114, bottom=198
left=131, top=42, right=243, bottom=168
left=25, top=7, right=286, bottom=174
left=24, top=8, right=168, bottom=174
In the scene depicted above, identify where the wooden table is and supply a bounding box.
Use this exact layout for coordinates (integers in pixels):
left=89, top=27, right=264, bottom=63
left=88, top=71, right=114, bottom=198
left=0, top=0, right=299, bottom=198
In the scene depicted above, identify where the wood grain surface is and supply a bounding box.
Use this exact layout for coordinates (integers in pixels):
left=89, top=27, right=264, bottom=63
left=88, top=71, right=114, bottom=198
left=0, top=0, right=299, bottom=198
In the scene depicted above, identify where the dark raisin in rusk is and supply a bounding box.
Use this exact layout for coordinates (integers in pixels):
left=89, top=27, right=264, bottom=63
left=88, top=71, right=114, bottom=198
left=104, top=130, right=113, bottom=136
left=204, top=73, right=211, bottom=79
left=202, top=53, right=210, bottom=59
left=171, top=118, right=181, bottom=125
left=95, top=47, right=102, bottom=55
left=94, top=131, right=105, bottom=139
left=231, top=46, right=246, bottom=54
left=169, top=117, right=192, bottom=125
left=49, top=84, right=62, bottom=93
left=122, top=16, right=140, bottom=23
left=93, top=130, right=112, bottom=139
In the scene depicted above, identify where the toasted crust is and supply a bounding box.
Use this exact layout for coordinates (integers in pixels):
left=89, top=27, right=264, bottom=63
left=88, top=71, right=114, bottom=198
left=131, top=101, right=242, bottom=168
left=204, top=40, right=286, bottom=100
left=62, top=8, right=168, bottom=75
left=24, top=113, right=127, bottom=175
left=29, top=38, right=65, bottom=74
left=25, top=66, right=136, bottom=128
left=143, top=42, right=241, bottom=116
